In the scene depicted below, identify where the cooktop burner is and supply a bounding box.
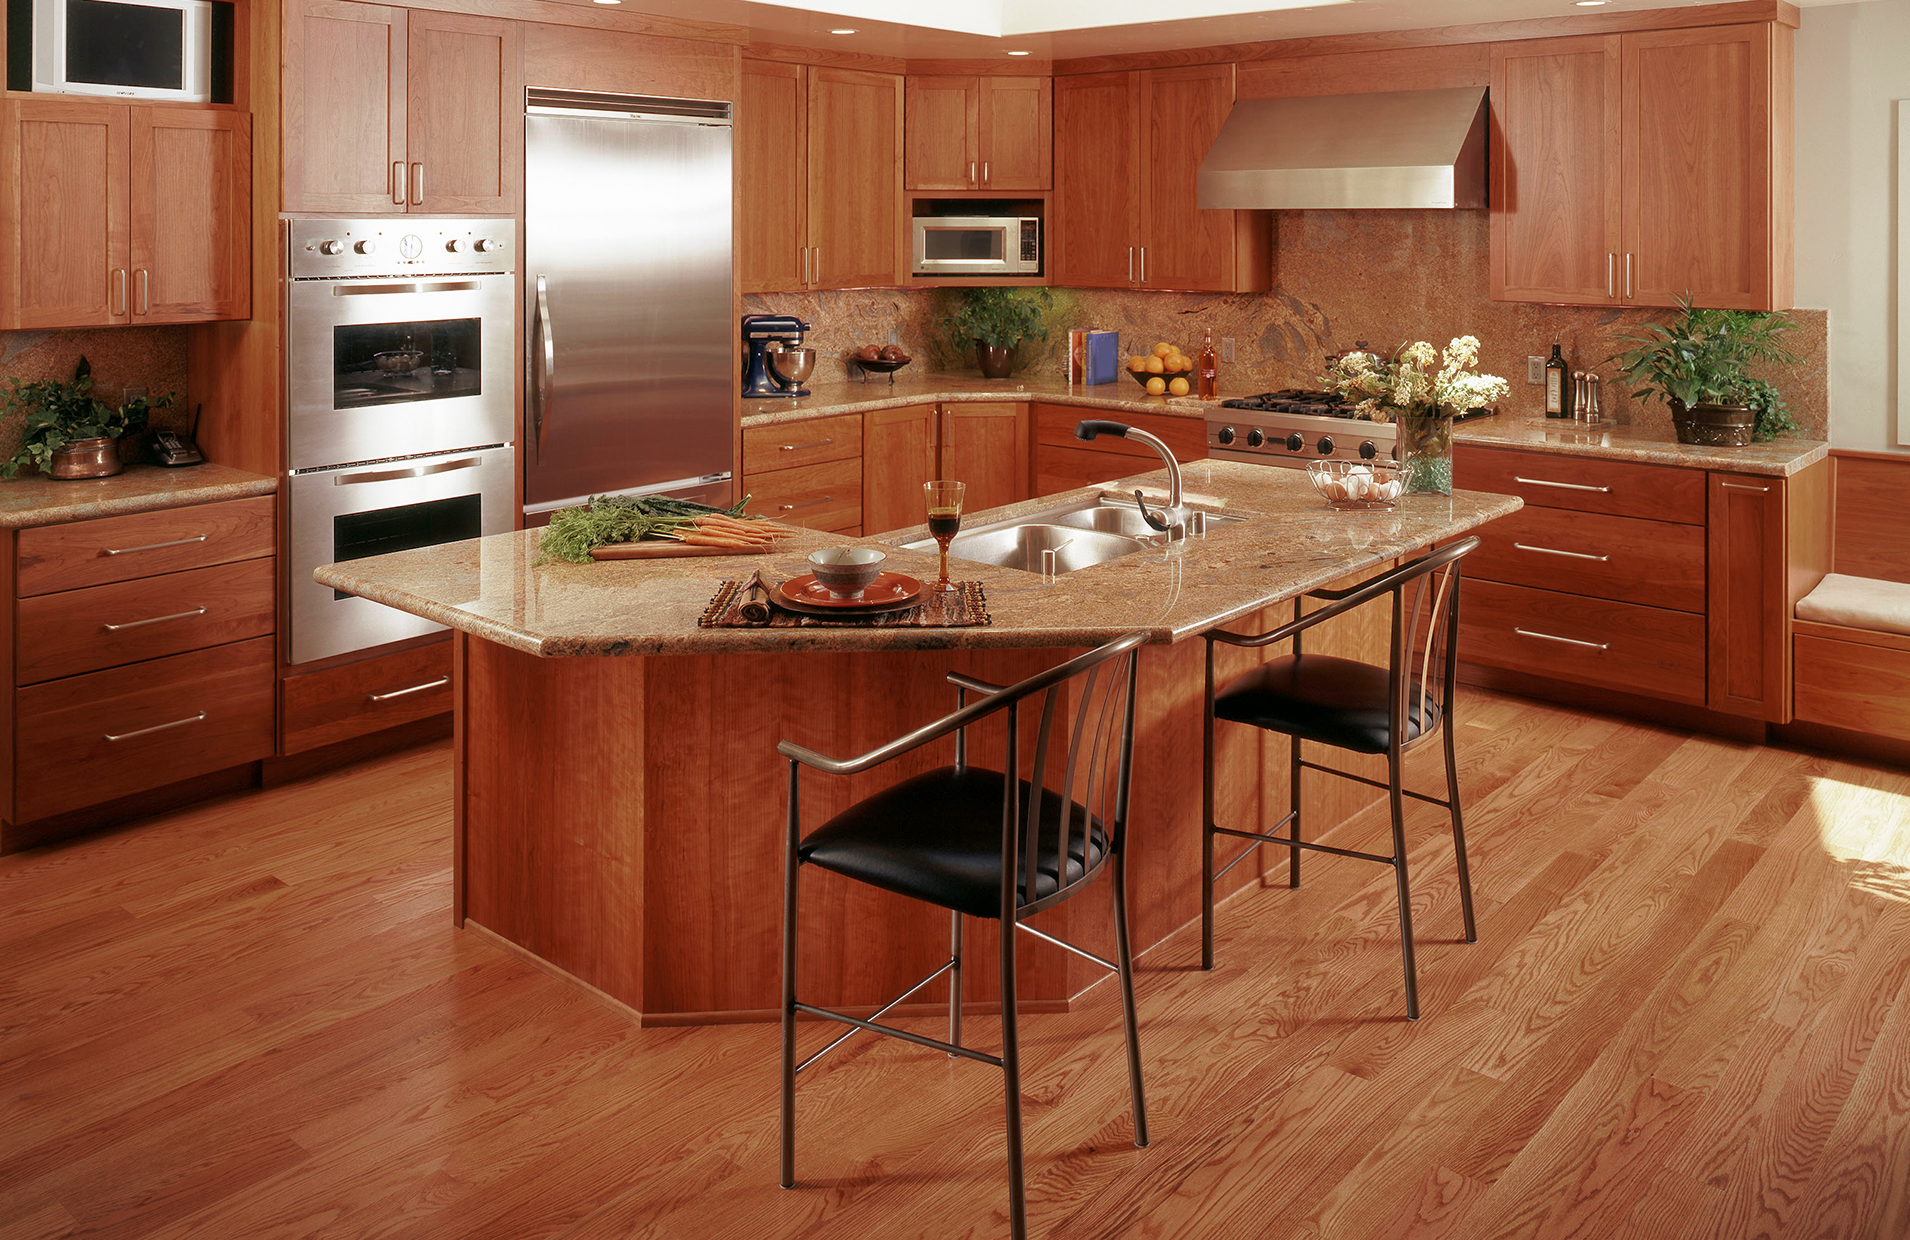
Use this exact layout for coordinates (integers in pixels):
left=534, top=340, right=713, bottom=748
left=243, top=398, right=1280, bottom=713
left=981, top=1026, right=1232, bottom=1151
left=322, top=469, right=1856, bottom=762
left=1219, top=389, right=1362, bottom=418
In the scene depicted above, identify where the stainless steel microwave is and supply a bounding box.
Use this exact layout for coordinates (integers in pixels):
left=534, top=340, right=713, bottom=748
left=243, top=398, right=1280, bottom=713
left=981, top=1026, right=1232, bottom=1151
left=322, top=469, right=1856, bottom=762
left=911, top=216, right=1041, bottom=277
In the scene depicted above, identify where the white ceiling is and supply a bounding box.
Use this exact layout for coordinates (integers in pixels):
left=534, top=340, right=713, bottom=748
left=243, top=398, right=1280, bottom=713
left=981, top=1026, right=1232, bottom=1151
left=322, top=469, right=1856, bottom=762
left=588, top=0, right=1860, bottom=59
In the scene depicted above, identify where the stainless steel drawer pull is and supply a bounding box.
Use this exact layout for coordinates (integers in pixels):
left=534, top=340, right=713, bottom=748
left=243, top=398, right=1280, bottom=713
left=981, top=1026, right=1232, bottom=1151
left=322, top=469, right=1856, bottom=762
left=333, top=455, right=482, bottom=486
left=368, top=677, right=450, bottom=703
left=778, top=438, right=834, bottom=452
left=102, top=606, right=207, bottom=632
left=779, top=496, right=833, bottom=511
left=1513, top=543, right=1610, bottom=562
left=333, top=281, right=480, bottom=296
left=1721, top=481, right=1770, bottom=492
left=104, top=711, right=207, bottom=742
left=103, top=534, right=207, bottom=556
left=1513, top=476, right=1611, bottom=494
left=1514, top=627, right=1610, bottom=652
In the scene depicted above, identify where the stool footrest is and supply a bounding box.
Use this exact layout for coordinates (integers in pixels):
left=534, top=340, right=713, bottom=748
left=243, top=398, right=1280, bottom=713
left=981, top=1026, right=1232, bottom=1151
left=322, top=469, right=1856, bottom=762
left=1211, top=823, right=1396, bottom=866
left=1299, top=759, right=1452, bottom=808
left=794, top=958, right=966, bottom=1072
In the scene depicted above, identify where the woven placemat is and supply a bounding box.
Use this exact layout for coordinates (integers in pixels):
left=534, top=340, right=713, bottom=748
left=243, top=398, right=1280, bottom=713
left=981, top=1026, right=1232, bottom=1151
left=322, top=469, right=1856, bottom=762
left=699, top=578, right=990, bottom=629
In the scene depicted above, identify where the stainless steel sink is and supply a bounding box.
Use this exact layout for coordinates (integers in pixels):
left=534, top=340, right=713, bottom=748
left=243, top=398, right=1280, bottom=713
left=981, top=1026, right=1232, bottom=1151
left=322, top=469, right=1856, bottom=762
left=1043, top=498, right=1246, bottom=539
left=897, top=496, right=1245, bottom=576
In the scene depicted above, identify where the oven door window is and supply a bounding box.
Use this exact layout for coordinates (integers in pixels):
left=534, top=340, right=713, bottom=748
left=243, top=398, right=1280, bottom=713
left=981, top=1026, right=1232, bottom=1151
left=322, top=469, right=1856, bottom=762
left=331, top=494, right=481, bottom=599
left=921, top=228, right=1005, bottom=263
left=332, top=318, right=481, bottom=410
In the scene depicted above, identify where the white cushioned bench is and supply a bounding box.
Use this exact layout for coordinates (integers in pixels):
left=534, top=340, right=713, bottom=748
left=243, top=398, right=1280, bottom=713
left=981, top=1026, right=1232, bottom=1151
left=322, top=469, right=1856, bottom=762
left=1793, top=574, right=1910, bottom=742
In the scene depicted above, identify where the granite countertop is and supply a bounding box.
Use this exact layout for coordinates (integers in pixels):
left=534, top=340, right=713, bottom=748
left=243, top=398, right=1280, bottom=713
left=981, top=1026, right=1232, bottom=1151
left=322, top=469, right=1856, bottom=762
left=315, top=459, right=1521, bottom=657
left=0, top=463, right=279, bottom=530
left=1454, top=417, right=1828, bottom=476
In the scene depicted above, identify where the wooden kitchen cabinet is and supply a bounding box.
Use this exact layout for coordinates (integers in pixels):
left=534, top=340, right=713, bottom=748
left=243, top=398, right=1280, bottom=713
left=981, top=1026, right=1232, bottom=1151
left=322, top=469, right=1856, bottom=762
left=1053, top=67, right=1268, bottom=292
left=1707, top=470, right=1789, bottom=720
left=905, top=75, right=1051, bottom=192
left=130, top=109, right=250, bottom=322
left=863, top=402, right=1030, bottom=534
left=1490, top=22, right=1792, bottom=310
left=1033, top=404, right=1205, bottom=496
left=863, top=405, right=939, bottom=534
left=943, top=403, right=1029, bottom=512
left=404, top=11, right=522, bottom=213
left=739, top=61, right=809, bottom=294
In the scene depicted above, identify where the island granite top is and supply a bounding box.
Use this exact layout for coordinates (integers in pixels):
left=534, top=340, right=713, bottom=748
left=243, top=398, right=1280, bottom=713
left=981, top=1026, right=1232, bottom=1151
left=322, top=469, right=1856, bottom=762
left=0, top=463, right=279, bottom=529
left=315, top=460, right=1521, bottom=657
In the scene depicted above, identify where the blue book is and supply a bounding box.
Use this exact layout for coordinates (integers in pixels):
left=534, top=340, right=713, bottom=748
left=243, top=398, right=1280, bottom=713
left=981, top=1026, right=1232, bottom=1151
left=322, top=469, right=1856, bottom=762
left=1084, top=330, right=1120, bottom=385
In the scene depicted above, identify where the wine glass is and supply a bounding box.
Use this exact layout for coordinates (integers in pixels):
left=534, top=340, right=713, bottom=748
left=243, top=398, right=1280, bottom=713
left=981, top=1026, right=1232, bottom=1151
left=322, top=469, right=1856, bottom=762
left=923, top=480, right=966, bottom=594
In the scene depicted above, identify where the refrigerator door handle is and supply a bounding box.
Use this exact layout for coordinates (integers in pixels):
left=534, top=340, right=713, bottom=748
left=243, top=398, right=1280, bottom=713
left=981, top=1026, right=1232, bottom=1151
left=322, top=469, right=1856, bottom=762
left=533, top=274, right=556, bottom=457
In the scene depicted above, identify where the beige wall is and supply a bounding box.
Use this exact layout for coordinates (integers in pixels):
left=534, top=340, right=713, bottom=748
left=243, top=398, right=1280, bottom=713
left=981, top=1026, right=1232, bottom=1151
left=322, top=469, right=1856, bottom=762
left=1795, top=0, right=1910, bottom=452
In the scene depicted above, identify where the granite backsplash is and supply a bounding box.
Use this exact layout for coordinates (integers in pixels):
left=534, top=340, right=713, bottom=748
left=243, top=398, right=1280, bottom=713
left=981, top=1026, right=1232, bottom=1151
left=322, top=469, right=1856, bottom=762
left=745, top=209, right=1829, bottom=441
left=0, top=327, right=195, bottom=471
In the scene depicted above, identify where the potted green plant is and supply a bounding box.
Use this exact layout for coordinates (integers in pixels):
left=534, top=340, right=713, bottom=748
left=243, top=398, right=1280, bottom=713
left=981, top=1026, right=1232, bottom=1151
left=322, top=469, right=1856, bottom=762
left=2, top=358, right=170, bottom=480
left=1605, top=297, right=1801, bottom=446
left=939, top=287, right=1052, bottom=379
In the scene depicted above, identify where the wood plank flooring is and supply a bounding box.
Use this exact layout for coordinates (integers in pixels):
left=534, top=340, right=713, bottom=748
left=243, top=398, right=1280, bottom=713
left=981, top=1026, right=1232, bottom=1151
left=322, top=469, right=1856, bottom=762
left=2, top=688, right=1908, bottom=1239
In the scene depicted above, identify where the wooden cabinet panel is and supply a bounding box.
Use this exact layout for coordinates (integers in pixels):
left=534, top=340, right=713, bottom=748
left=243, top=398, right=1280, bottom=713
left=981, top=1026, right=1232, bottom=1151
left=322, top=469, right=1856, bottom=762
left=1793, top=633, right=1910, bottom=742
left=1489, top=36, right=1621, bottom=305
left=743, top=457, right=862, bottom=533
left=14, top=637, right=275, bottom=823
left=1053, top=71, right=1139, bottom=288
left=1033, top=404, right=1208, bottom=464
left=904, top=75, right=978, bottom=191
left=406, top=11, right=522, bottom=214
left=1464, top=505, right=1706, bottom=612
left=16, top=496, right=276, bottom=597
left=1707, top=470, right=1789, bottom=720
left=862, top=405, right=937, bottom=536
left=0, top=98, right=127, bottom=328
left=16, top=557, right=274, bottom=685
left=1455, top=445, right=1708, bottom=524
left=942, top=402, right=1029, bottom=514
left=807, top=67, right=902, bottom=290
left=282, top=638, right=453, bottom=754
left=130, top=110, right=250, bottom=323
left=1138, top=65, right=1237, bottom=292
left=978, top=77, right=1051, bottom=192
left=1621, top=24, right=1773, bottom=310
left=284, top=0, right=407, bottom=213
left=741, top=413, right=862, bottom=475
left=1458, top=579, right=1707, bottom=705
left=739, top=61, right=808, bottom=294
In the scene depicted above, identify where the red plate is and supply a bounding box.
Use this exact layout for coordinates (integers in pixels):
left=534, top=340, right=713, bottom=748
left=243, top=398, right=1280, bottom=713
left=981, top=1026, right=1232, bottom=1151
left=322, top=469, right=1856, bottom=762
left=778, top=572, right=923, bottom=615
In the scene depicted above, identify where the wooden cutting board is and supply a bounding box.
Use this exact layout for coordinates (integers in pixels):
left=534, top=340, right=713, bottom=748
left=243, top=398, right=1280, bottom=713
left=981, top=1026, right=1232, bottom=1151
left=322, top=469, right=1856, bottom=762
left=589, top=541, right=774, bottom=561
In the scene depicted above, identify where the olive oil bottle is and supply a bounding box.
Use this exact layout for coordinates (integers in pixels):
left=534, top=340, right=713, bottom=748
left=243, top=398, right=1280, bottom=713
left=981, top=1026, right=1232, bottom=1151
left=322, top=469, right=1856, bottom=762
left=1545, top=342, right=1572, bottom=418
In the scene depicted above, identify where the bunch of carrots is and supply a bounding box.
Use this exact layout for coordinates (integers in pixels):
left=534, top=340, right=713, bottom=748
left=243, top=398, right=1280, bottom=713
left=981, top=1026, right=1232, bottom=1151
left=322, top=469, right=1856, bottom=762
left=537, top=493, right=796, bottom=563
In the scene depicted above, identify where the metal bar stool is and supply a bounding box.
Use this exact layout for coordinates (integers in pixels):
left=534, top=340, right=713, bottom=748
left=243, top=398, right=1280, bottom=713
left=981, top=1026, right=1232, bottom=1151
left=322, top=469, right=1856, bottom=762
left=777, top=631, right=1151, bottom=1240
left=1200, top=538, right=1481, bottom=1020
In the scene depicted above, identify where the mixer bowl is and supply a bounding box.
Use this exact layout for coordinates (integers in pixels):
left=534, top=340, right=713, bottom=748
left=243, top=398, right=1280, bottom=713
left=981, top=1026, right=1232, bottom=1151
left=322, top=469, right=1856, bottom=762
left=767, top=345, right=816, bottom=387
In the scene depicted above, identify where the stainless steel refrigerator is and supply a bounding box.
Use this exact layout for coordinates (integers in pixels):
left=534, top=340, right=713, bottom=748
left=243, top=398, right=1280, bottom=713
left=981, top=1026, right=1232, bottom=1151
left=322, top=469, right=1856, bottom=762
left=523, top=89, right=734, bottom=517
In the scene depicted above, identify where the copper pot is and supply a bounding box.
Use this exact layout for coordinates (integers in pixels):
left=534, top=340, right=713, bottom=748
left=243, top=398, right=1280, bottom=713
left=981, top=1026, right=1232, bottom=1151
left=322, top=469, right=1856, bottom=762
left=49, top=436, right=123, bottom=480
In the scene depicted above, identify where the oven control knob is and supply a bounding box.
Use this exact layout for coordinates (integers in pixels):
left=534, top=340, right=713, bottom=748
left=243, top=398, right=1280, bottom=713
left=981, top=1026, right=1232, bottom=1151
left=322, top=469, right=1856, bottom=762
left=1285, top=433, right=1304, bottom=452
left=446, top=238, right=467, bottom=253
left=399, top=234, right=423, bottom=259
left=1216, top=426, right=1236, bottom=446
left=1359, top=440, right=1377, bottom=460
left=1317, top=436, right=1335, bottom=456
left=353, top=239, right=376, bottom=255
left=1245, top=428, right=1264, bottom=448
left=319, top=240, right=344, bottom=255
left=474, top=237, right=503, bottom=253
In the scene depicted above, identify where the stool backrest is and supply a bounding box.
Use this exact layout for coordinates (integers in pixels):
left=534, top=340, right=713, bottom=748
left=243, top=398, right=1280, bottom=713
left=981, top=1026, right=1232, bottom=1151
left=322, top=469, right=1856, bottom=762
left=1389, top=538, right=1476, bottom=752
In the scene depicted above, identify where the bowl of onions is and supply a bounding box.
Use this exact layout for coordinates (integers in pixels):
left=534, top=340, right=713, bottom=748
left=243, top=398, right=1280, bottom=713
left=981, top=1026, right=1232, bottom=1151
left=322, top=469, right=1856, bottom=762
left=1307, top=461, right=1404, bottom=509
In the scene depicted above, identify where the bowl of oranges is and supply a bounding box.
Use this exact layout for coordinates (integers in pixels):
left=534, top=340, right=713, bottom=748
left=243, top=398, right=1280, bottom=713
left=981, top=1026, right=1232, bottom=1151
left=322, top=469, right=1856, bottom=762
left=1126, top=343, right=1197, bottom=397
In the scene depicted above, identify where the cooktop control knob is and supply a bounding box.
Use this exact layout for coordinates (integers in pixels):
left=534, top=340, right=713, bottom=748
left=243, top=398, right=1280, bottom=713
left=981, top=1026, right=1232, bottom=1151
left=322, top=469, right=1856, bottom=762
left=319, top=240, right=344, bottom=255
left=1246, top=428, right=1264, bottom=448
left=474, top=237, right=502, bottom=253
left=1216, top=426, right=1236, bottom=446
left=1359, top=441, right=1377, bottom=460
left=1285, top=432, right=1304, bottom=452
left=354, top=239, right=376, bottom=255
left=446, top=238, right=467, bottom=253
left=1317, top=436, right=1335, bottom=456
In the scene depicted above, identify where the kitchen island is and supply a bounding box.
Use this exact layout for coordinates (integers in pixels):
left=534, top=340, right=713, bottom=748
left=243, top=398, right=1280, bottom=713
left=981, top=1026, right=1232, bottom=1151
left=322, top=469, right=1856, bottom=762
left=317, top=461, right=1519, bottom=1025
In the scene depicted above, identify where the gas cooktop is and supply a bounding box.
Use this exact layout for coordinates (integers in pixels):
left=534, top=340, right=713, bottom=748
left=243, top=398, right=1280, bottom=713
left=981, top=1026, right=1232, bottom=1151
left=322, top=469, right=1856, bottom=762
left=1219, top=389, right=1365, bottom=418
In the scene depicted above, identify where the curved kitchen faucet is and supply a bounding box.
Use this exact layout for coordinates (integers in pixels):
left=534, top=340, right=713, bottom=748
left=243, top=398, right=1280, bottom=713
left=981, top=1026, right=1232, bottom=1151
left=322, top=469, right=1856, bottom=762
left=1075, top=419, right=1185, bottom=536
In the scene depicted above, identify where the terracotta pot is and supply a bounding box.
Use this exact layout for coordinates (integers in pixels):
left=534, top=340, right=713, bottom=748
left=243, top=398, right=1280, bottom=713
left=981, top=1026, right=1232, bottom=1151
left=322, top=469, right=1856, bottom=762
left=48, top=436, right=123, bottom=480
left=1671, top=400, right=1755, bottom=447
left=974, top=340, right=1016, bottom=379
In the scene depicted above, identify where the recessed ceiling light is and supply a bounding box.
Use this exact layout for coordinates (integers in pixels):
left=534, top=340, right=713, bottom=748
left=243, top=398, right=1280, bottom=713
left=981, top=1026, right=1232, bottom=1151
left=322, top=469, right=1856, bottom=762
left=1007, top=50, right=1031, bottom=56
left=592, top=0, right=619, bottom=5
left=830, top=28, right=857, bottom=34
left=1574, top=1, right=1609, bottom=6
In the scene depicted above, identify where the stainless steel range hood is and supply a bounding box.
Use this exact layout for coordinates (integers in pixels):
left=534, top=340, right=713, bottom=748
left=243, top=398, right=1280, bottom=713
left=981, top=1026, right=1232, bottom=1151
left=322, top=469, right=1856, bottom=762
left=1197, top=86, right=1487, bottom=210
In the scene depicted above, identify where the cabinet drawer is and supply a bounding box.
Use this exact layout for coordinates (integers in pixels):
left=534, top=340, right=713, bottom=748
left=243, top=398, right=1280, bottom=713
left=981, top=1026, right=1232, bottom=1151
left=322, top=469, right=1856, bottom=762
left=1457, top=446, right=1706, bottom=525
left=742, top=414, right=863, bottom=474
left=1466, top=507, right=1706, bottom=613
left=282, top=639, right=453, bottom=755
left=14, top=636, right=275, bottom=823
left=1034, top=405, right=1208, bottom=462
left=16, top=557, right=275, bottom=685
left=1458, top=579, right=1706, bottom=705
left=743, top=458, right=863, bottom=532
left=16, top=496, right=276, bottom=597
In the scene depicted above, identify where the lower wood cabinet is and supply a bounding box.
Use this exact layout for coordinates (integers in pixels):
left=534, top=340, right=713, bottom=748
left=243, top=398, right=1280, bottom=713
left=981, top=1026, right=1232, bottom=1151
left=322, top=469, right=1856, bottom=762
left=1033, top=404, right=1207, bottom=497
left=281, top=638, right=453, bottom=755
left=1707, top=469, right=1792, bottom=721
left=16, top=557, right=274, bottom=685
left=865, top=402, right=1030, bottom=533
left=1456, top=579, right=1708, bottom=705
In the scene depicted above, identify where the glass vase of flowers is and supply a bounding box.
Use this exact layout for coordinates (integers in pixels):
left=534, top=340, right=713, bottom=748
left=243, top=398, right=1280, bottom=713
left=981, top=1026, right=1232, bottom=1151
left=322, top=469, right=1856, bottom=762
left=1321, top=337, right=1509, bottom=496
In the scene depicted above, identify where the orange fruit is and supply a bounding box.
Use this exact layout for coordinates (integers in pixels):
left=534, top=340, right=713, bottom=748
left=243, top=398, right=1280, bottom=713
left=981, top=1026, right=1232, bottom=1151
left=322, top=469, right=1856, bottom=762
left=1145, top=356, right=1164, bottom=374
left=1126, top=355, right=1148, bottom=372
left=1152, top=342, right=1174, bottom=359
left=1168, top=376, right=1191, bottom=396
left=1145, top=376, right=1166, bottom=395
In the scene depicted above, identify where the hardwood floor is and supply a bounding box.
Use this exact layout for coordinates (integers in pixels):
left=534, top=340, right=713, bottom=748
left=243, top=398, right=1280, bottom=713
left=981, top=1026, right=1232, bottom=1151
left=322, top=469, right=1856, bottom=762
left=2, top=688, right=1907, bottom=1239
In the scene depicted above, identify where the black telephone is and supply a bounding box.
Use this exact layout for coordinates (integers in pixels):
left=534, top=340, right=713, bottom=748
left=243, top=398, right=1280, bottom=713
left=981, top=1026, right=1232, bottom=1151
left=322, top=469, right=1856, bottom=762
left=153, top=404, right=205, bottom=467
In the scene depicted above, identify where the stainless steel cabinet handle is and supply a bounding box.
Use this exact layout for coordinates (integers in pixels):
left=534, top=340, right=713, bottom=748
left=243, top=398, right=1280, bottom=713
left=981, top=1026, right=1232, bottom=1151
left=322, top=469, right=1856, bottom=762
left=778, top=438, right=833, bottom=452
left=1625, top=252, right=1633, bottom=299
left=1140, top=246, right=1147, bottom=284
left=1514, top=627, right=1610, bottom=651
left=1721, top=481, right=1770, bottom=492
left=114, top=268, right=127, bottom=316
left=779, top=496, right=833, bottom=511
left=983, top=160, right=989, bottom=185
left=812, top=247, right=821, bottom=285
left=1513, top=543, right=1610, bottom=562
left=332, top=281, right=479, bottom=297
left=333, top=455, right=482, bottom=486
left=137, top=269, right=149, bottom=314
left=104, top=711, right=206, bottom=742
left=533, top=275, right=556, bottom=455
left=969, top=161, right=976, bottom=187
left=368, top=677, right=449, bottom=703
left=1514, top=476, right=1611, bottom=494
left=1127, top=246, right=1134, bottom=283
left=103, top=534, right=207, bottom=556
left=1607, top=253, right=1615, bottom=298
left=102, top=606, right=207, bottom=632
left=801, top=247, right=809, bottom=285
left=392, top=160, right=405, bottom=206
left=410, top=162, right=424, bottom=205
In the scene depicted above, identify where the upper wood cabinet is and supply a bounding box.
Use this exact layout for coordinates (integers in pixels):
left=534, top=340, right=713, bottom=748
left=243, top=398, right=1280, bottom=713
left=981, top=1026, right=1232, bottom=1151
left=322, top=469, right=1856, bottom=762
left=1053, top=67, right=1269, bottom=293
left=905, top=75, right=1051, bottom=192
left=284, top=1, right=521, bottom=214
left=1491, top=22, right=1792, bottom=310
left=0, top=98, right=248, bottom=329
left=740, top=61, right=902, bottom=292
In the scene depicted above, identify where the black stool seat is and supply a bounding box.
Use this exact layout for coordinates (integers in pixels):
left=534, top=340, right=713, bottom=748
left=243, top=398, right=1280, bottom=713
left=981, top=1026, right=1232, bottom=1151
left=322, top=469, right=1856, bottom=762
left=801, top=766, right=1106, bottom=920
left=1214, top=654, right=1438, bottom=755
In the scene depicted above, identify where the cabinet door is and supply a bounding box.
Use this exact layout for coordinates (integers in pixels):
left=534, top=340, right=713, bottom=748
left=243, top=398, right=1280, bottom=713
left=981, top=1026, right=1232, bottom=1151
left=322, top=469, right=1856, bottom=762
left=1707, top=470, right=1789, bottom=721
left=978, top=77, right=1050, bottom=191
left=862, top=404, right=937, bottom=535
left=1489, top=36, right=1622, bottom=305
left=1621, top=24, right=1774, bottom=310
left=940, top=402, right=1028, bottom=512
left=808, top=67, right=903, bottom=290
left=284, top=0, right=407, bottom=213
left=130, top=110, right=249, bottom=324
left=739, top=61, right=808, bottom=294
left=406, top=11, right=522, bottom=214
left=1137, top=66, right=1238, bottom=292
left=0, top=98, right=127, bottom=328
left=1053, top=72, right=1139, bottom=288
left=905, top=75, right=978, bottom=191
